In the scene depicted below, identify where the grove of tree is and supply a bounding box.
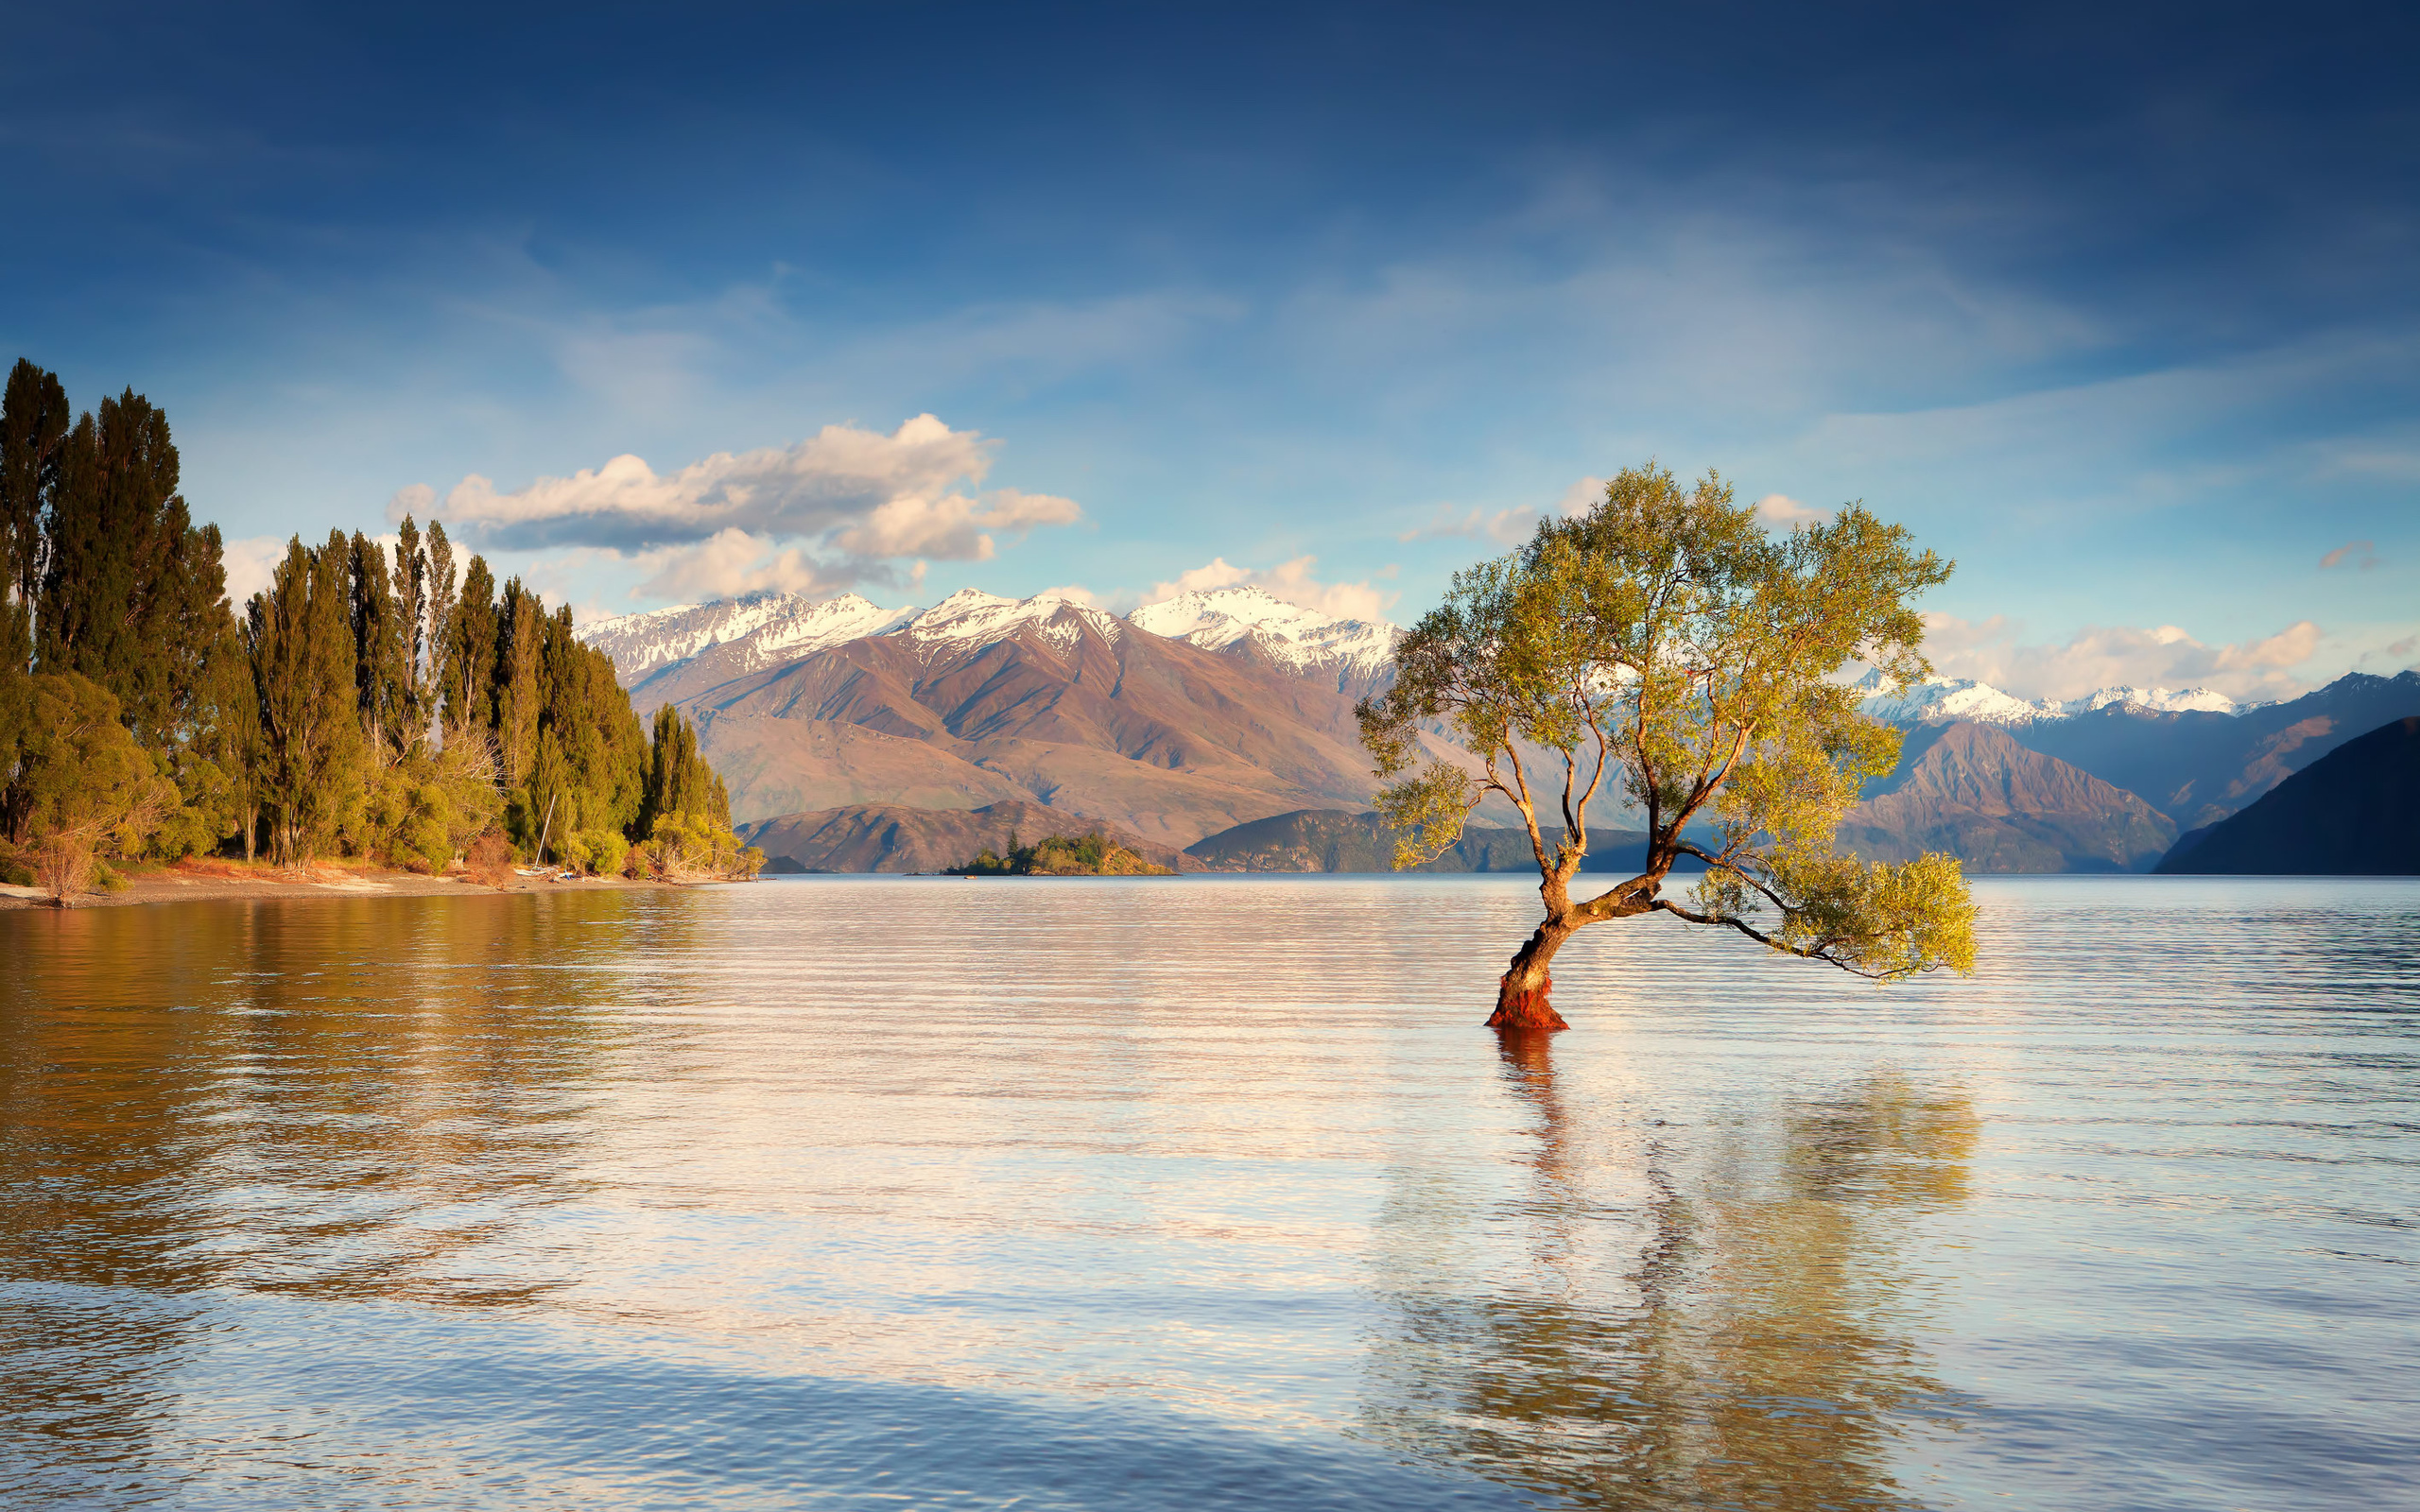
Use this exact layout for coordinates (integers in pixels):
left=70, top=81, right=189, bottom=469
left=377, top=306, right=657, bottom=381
left=0, top=356, right=758, bottom=900
left=1357, top=462, right=1978, bottom=1029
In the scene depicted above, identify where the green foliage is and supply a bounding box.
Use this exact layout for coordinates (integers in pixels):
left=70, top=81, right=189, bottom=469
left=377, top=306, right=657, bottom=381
left=942, top=831, right=1170, bottom=876
left=560, top=828, right=630, bottom=877
left=6, top=673, right=174, bottom=898
left=248, top=535, right=369, bottom=864
left=1359, top=461, right=1976, bottom=985
left=636, top=814, right=762, bottom=880
left=0, top=355, right=756, bottom=887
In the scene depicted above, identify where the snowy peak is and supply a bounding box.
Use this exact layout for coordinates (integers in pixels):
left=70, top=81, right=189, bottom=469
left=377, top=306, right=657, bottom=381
left=2069, top=685, right=2242, bottom=715
left=898, top=589, right=1125, bottom=660
left=1857, top=670, right=2243, bottom=727
left=579, top=591, right=915, bottom=687
left=1127, top=585, right=1400, bottom=693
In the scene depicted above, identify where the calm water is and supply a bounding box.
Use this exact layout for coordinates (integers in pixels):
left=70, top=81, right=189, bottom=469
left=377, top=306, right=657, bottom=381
left=2, top=876, right=2414, bottom=1510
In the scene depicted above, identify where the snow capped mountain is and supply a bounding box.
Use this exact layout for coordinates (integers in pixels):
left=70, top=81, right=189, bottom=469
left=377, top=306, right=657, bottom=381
left=1127, top=585, right=1400, bottom=696
left=579, top=591, right=915, bottom=688
left=579, top=582, right=1406, bottom=697
left=897, top=588, right=1127, bottom=660
left=1856, top=669, right=2243, bottom=727
left=2066, top=685, right=2242, bottom=715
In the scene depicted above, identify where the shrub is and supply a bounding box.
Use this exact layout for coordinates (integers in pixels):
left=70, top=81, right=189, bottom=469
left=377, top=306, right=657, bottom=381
left=574, top=830, right=629, bottom=878
left=463, top=830, right=514, bottom=886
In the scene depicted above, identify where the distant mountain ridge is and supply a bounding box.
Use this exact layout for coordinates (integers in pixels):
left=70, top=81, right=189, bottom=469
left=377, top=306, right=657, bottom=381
left=1855, top=669, right=2246, bottom=727
left=1183, top=808, right=1710, bottom=876
left=580, top=589, right=2420, bottom=872
left=582, top=591, right=917, bottom=689
left=584, top=584, right=1401, bottom=701
left=743, top=800, right=1188, bottom=875
left=1863, top=668, right=2420, bottom=831
left=1838, top=722, right=2176, bottom=872
left=2155, top=716, right=2420, bottom=875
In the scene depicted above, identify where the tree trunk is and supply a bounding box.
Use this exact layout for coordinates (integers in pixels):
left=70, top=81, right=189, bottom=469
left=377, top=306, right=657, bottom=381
left=1489, top=919, right=1573, bottom=1031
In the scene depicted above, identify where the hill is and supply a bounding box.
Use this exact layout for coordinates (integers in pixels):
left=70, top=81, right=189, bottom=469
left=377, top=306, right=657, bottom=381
left=2154, top=716, right=2420, bottom=874
left=1866, top=669, right=2420, bottom=829
left=1837, top=722, right=2175, bottom=872
left=1183, top=808, right=1711, bottom=875
left=742, top=800, right=1189, bottom=875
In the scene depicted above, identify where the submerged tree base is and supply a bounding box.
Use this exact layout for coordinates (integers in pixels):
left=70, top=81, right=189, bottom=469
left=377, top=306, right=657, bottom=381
left=1488, top=975, right=1570, bottom=1031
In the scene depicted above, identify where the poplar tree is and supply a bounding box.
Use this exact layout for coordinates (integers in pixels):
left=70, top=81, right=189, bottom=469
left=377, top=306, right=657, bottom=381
left=390, top=516, right=430, bottom=748
left=1, top=360, right=71, bottom=671
left=248, top=534, right=367, bottom=864
left=423, top=521, right=457, bottom=724
left=349, top=531, right=410, bottom=763
left=494, top=577, right=541, bottom=787
left=442, top=554, right=495, bottom=734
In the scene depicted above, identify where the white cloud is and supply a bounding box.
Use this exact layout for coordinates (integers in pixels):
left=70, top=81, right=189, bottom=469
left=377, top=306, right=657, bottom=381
left=391, top=414, right=1080, bottom=559
left=1142, top=555, right=1399, bottom=622
left=1921, top=612, right=2325, bottom=701
left=1554, top=476, right=1608, bottom=516
left=2319, top=540, right=2382, bottom=570
left=626, top=528, right=927, bottom=603
left=219, top=535, right=290, bottom=603
left=1754, top=492, right=1830, bottom=525
left=831, top=485, right=1081, bottom=560
left=388, top=414, right=1081, bottom=605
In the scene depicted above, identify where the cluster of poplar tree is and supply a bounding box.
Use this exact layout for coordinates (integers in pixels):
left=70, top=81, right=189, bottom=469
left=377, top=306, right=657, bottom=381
left=0, top=357, right=755, bottom=895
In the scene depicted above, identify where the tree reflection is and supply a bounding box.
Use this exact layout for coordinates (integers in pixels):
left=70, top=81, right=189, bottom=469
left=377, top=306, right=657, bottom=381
left=1365, top=1031, right=1979, bottom=1509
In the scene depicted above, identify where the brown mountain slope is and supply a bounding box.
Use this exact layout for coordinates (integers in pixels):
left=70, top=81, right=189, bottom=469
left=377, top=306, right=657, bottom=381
left=679, top=598, right=1383, bottom=845
left=1838, top=721, right=2177, bottom=873
left=742, top=801, right=1189, bottom=874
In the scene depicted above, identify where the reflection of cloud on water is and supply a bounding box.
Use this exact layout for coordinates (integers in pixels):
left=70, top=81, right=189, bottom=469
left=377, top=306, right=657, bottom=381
left=1363, top=1033, right=1980, bottom=1508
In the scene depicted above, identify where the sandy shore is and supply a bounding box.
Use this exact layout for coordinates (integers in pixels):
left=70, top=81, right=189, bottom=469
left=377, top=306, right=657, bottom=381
left=0, top=857, right=675, bottom=910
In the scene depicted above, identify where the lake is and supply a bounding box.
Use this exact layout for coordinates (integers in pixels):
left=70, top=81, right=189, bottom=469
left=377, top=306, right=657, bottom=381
left=2, top=875, right=2414, bottom=1509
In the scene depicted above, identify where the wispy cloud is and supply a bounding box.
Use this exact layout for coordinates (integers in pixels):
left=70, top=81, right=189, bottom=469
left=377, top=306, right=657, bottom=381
left=1396, top=474, right=1604, bottom=546
left=1141, top=555, right=1399, bottom=622
left=2319, top=540, right=2381, bottom=570
left=1922, top=612, right=2325, bottom=701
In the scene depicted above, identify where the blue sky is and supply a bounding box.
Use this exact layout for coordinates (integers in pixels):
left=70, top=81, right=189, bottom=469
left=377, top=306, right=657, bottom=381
left=5, top=1, right=2415, bottom=699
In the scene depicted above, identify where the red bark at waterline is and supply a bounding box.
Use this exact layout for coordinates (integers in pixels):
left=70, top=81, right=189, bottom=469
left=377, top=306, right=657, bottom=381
left=1487, top=972, right=1570, bottom=1031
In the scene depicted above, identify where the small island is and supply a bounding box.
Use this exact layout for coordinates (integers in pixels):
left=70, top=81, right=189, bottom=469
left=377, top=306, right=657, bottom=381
left=943, top=831, right=1178, bottom=877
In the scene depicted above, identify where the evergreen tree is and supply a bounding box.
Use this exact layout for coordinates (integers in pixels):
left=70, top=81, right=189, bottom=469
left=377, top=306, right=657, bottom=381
left=1, top=359, right=71, bottom=672
left=349, top=530, right=410, bottom=763
left=494, top=577, right=541, bottom=787
left=390, top=516, right=431, bottom=749
left=33, top=387, right=232, bottom=760
left=248, top=534, right=367, bottom=864
left=423, top=521, right=457, bottom=723
left=443, top=553, right=495, bottom=734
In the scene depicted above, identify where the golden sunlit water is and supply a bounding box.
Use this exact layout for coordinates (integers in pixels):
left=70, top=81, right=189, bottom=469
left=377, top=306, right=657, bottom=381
left=3, top=875, right=2415, bottom=1508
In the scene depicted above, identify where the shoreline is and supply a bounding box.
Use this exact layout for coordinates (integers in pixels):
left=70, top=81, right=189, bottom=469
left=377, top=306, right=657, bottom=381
left=0, top=858, right=684, bottom=911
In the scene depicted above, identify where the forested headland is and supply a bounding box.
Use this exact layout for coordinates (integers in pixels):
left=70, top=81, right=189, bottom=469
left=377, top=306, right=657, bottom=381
left=0, top=357, right=759, bottom=900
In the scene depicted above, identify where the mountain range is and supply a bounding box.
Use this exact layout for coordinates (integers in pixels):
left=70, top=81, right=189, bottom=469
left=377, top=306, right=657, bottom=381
left=2155, top=716, right=2420, bottom=874
left=585, top=587, right=1402, bottom=849
left=1834, top=722, right=2176, bottom=872
left=579, top=589, right=2420, bottom=874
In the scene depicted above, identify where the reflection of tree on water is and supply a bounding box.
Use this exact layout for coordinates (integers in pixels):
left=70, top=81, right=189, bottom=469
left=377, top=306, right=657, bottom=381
left=1365, top=1030, right=1979, bottom=1509
left=0, top=894, right=681, bottom=1497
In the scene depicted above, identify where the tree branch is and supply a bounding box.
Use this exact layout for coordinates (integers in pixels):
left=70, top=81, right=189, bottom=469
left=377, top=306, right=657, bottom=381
left=1649, top=897, right=1900, bottom=981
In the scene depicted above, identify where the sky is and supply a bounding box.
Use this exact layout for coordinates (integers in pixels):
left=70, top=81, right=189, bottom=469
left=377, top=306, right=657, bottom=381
left=4, top=0, right=2415, bottom=702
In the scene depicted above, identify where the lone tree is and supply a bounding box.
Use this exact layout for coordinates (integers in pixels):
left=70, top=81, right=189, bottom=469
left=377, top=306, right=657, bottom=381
left=1358, top=463, right=1978, bottom=1030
